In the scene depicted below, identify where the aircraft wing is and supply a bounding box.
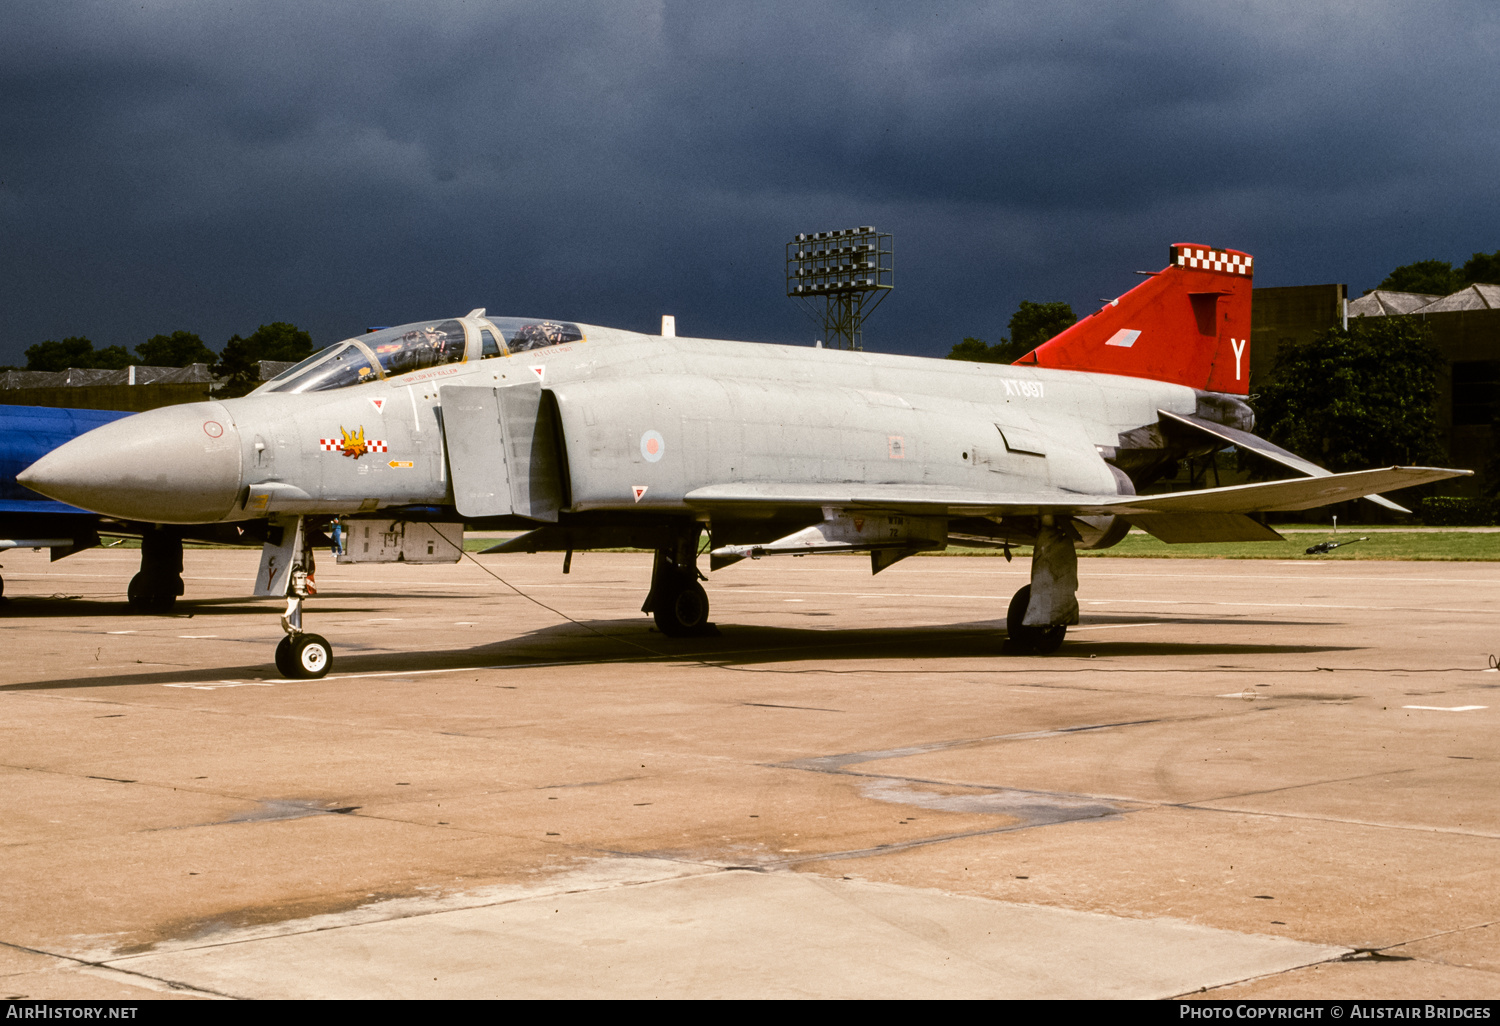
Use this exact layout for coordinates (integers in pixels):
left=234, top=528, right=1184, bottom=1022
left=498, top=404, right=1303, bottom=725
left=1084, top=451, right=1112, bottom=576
left=685, top=465, right=1469, bottom=520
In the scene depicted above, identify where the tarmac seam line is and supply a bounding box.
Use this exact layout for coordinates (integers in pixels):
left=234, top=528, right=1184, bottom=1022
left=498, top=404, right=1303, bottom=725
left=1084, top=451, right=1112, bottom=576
left=1167, top=948, right=1356, bottom=999
left=772, top=816, right=1121, bottom=866
left=1171, top=803, right=1500, bottom=840
left=1182, top=767, right=1420, bottom=805
left=0, top=937, right=236, bottom=999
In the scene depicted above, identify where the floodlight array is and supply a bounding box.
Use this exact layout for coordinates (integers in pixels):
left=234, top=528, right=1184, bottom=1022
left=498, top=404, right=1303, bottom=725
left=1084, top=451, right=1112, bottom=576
left=785, top=226, right=894, bottom=350
left=786, top=227, right=892, bottom=296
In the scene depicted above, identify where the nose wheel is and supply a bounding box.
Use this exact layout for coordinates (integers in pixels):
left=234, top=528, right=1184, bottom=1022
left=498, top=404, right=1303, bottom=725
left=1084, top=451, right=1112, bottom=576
left=275, top=632, right=332, bottom=679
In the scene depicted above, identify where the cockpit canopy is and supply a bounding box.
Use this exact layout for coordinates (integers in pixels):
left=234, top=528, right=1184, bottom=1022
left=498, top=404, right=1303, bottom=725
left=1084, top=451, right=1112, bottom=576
left=259, top=315, right=586, bottom=394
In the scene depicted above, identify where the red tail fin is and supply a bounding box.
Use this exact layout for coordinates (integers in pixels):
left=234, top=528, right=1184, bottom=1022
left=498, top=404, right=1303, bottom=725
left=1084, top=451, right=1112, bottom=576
left=1018, top=244, right=1254, bottom=395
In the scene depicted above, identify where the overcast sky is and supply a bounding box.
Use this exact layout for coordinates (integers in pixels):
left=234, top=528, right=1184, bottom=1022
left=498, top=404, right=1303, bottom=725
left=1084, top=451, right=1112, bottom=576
left=3, top=0, right=1497, bottom=365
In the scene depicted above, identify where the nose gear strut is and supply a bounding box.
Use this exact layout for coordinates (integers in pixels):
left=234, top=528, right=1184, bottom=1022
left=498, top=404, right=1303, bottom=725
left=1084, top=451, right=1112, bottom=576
left=258, top=515, right=333, bottom=679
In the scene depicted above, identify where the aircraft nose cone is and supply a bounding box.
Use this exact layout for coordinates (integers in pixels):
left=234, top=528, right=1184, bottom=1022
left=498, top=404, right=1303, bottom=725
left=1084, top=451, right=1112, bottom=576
left=18, top=402, right=242, bottom=523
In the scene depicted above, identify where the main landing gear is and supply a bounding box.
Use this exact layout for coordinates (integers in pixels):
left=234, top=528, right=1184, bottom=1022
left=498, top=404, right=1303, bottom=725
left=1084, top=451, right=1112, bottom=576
left=1006, top=585, right=1067, bottom=655
left=643, top=527, right=714, bottom=636
left=127, top=527, right=184, bottom=614
left=1005, top=517, right=1079, bottom=656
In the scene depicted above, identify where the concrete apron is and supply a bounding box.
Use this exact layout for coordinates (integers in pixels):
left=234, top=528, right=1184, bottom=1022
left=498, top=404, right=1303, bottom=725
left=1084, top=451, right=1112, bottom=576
left=95, top=858, right=1343, bottom=1000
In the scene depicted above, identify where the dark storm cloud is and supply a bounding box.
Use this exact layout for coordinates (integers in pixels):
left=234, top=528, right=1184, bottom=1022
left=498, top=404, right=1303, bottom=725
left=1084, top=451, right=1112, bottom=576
left=2, top=1, right=1498, bottom=364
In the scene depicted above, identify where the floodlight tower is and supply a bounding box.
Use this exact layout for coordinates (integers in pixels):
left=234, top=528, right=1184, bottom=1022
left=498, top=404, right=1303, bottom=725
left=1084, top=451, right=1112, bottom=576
left=786, top=226, right=893, bottom=350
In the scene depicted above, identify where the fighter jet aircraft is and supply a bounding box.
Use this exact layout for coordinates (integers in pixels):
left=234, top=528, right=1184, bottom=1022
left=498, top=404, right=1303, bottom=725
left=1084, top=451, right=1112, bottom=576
left=20, top=244, right=1468, bottom=677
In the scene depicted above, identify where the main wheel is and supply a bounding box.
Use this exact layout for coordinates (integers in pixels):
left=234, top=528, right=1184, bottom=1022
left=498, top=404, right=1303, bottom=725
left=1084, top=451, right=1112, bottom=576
left=127, top=572, right=177, bottom=614
left=287, top=633, right=332, bottom=679
left=1005, top=585, right=1066, bottom=655
left=274, top=636, right=297, bottom=678
left=653, top=580, right=710, bottom=636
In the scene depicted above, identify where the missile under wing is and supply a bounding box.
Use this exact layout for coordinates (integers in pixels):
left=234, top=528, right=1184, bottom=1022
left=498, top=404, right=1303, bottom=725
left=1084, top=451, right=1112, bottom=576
left=19, top=251, right=1469, bottom=676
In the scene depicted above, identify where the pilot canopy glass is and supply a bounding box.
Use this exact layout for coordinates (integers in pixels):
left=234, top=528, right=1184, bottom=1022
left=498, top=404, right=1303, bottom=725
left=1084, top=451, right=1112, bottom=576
left=262, top=320, right=467, bottom=393
left=257, top=315, right=586, bottom=394
left=489, top=317, right=585, bottom=353
left=365, top=320, right=467, bottom=377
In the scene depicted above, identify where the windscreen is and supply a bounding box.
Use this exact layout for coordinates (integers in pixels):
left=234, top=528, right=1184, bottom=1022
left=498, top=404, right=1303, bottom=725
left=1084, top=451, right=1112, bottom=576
left=261, top=345, right=339, bottom=387
left=263, top=343, right=379, bottom=393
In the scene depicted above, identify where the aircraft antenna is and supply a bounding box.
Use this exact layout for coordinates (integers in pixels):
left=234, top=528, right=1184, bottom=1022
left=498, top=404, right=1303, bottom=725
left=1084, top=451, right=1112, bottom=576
left=786, top=226, right=893, bottom=350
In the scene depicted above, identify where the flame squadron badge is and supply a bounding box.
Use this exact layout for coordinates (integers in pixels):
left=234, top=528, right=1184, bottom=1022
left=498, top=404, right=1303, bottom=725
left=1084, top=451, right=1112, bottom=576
left=318, top=426, right=388, bottom=459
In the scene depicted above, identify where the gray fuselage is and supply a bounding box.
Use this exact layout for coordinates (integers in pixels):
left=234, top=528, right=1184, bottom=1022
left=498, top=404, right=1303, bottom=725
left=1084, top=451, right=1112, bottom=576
left=16, top=320, right=1213, bottom=532
left=227, top=327, right=1195, bottom=519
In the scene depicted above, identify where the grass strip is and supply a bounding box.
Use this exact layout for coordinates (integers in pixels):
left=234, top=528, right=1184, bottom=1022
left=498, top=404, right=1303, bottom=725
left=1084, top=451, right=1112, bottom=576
left=942, top=531, right=1500, bottom=561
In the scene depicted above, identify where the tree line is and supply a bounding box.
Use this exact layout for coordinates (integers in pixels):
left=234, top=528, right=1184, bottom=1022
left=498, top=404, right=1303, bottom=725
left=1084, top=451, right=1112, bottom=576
left=10, top=323, right=317, bottom=397
left=1374, top=249, right=1500, bottom=296
left=945, top=301, right=1078, bottom=365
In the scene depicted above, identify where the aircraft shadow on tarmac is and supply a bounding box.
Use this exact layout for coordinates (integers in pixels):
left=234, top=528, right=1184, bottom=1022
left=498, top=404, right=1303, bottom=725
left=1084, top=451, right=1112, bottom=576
left=0, top=591, right=476, bottom=619
left=3, top=612, right=1363, bottom=692
left=1082, top=612, right=1334, bottom=628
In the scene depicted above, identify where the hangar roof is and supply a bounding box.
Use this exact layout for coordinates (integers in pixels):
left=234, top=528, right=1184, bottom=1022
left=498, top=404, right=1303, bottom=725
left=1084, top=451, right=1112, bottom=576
left=1414, top=283, right=1500, bottom=312
left=1349, top=283, right=1500, bottom=318
left=0, top=364, right=214, bottom=389
left=1347, top=290, right=1442, bottom=317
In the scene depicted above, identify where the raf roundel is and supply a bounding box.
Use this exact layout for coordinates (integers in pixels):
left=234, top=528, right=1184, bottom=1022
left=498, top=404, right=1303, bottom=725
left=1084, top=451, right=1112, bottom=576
left=202, top=421, right=224, bottom=438
left=640, top=430, right=665, bottom=463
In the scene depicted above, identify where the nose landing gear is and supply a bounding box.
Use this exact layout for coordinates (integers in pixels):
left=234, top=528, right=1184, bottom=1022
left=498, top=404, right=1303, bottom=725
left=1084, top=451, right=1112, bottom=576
left=259, top=516, right=333, bottom=679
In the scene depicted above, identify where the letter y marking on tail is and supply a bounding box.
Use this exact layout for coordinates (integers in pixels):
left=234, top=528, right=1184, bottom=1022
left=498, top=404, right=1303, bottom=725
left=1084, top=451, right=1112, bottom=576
left=1231, top=338, right=1247, bottom=380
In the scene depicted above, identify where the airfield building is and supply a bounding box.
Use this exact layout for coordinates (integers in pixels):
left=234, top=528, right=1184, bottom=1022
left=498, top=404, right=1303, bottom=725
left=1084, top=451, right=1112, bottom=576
left=0, top=361, right=296, bottom=412
left=1252, top=282, right=1500, bottom=493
